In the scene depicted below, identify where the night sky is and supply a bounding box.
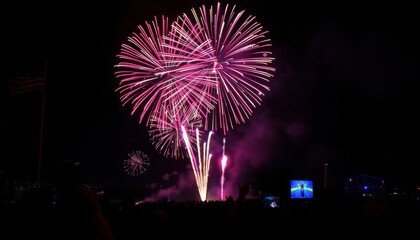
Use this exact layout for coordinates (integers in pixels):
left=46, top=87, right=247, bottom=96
left=1, top=0, right=419, bottom=201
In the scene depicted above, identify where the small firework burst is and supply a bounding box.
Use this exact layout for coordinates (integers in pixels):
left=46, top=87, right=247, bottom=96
left=123, top=150, right=150, bottom=176
left=149, top=104, right=203, bottom=159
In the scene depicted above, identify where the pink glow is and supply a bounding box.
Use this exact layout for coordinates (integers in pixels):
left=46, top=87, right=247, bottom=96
left=220, top=155, right=228, bottom=200
left=221, top=155, right=228, bottom=171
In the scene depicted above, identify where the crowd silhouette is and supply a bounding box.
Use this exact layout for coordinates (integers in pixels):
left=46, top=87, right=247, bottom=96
left=1, top=167, right=419, bottom=239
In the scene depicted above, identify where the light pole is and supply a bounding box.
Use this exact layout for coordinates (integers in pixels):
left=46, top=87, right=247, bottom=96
left=324, top=163, right=328, bottom=188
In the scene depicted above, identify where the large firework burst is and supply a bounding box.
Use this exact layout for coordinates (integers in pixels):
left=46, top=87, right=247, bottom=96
left=115, top=2, right=275, bottom=200
left=165, top=2, right=276, bottom=133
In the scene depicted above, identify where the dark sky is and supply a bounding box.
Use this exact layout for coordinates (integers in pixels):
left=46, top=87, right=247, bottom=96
left=1, top=0, right=419, bottom=201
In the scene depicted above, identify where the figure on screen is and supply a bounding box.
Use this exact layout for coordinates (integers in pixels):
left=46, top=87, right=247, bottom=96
left=290, top=180, right=314, bottom=199
left=299, top=182, right=305, bottom=197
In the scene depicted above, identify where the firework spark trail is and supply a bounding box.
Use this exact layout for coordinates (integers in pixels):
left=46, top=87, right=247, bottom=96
left=181, top=126, right=213, bottom=201
left=222, top=137, right=226, bottom=156
left=220, top=137, right=227, bottom=199
left=221, top=154, right=228, bottom=200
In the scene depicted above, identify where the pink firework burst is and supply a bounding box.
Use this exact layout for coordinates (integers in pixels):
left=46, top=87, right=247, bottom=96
left=115, top=2, right=275, bottom=165
left=148, top=103, right=203, bottom=159
left=115, top=15, right=216, bottom=128
left=123, top=150, right=150, bottom=176
left=165, top=2, right=276, bottom=134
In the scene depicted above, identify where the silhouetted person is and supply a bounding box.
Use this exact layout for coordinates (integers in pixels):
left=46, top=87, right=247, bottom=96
left=237, top=182, right=252, bottom=202
left=56, top=161, right=114, bottom=240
